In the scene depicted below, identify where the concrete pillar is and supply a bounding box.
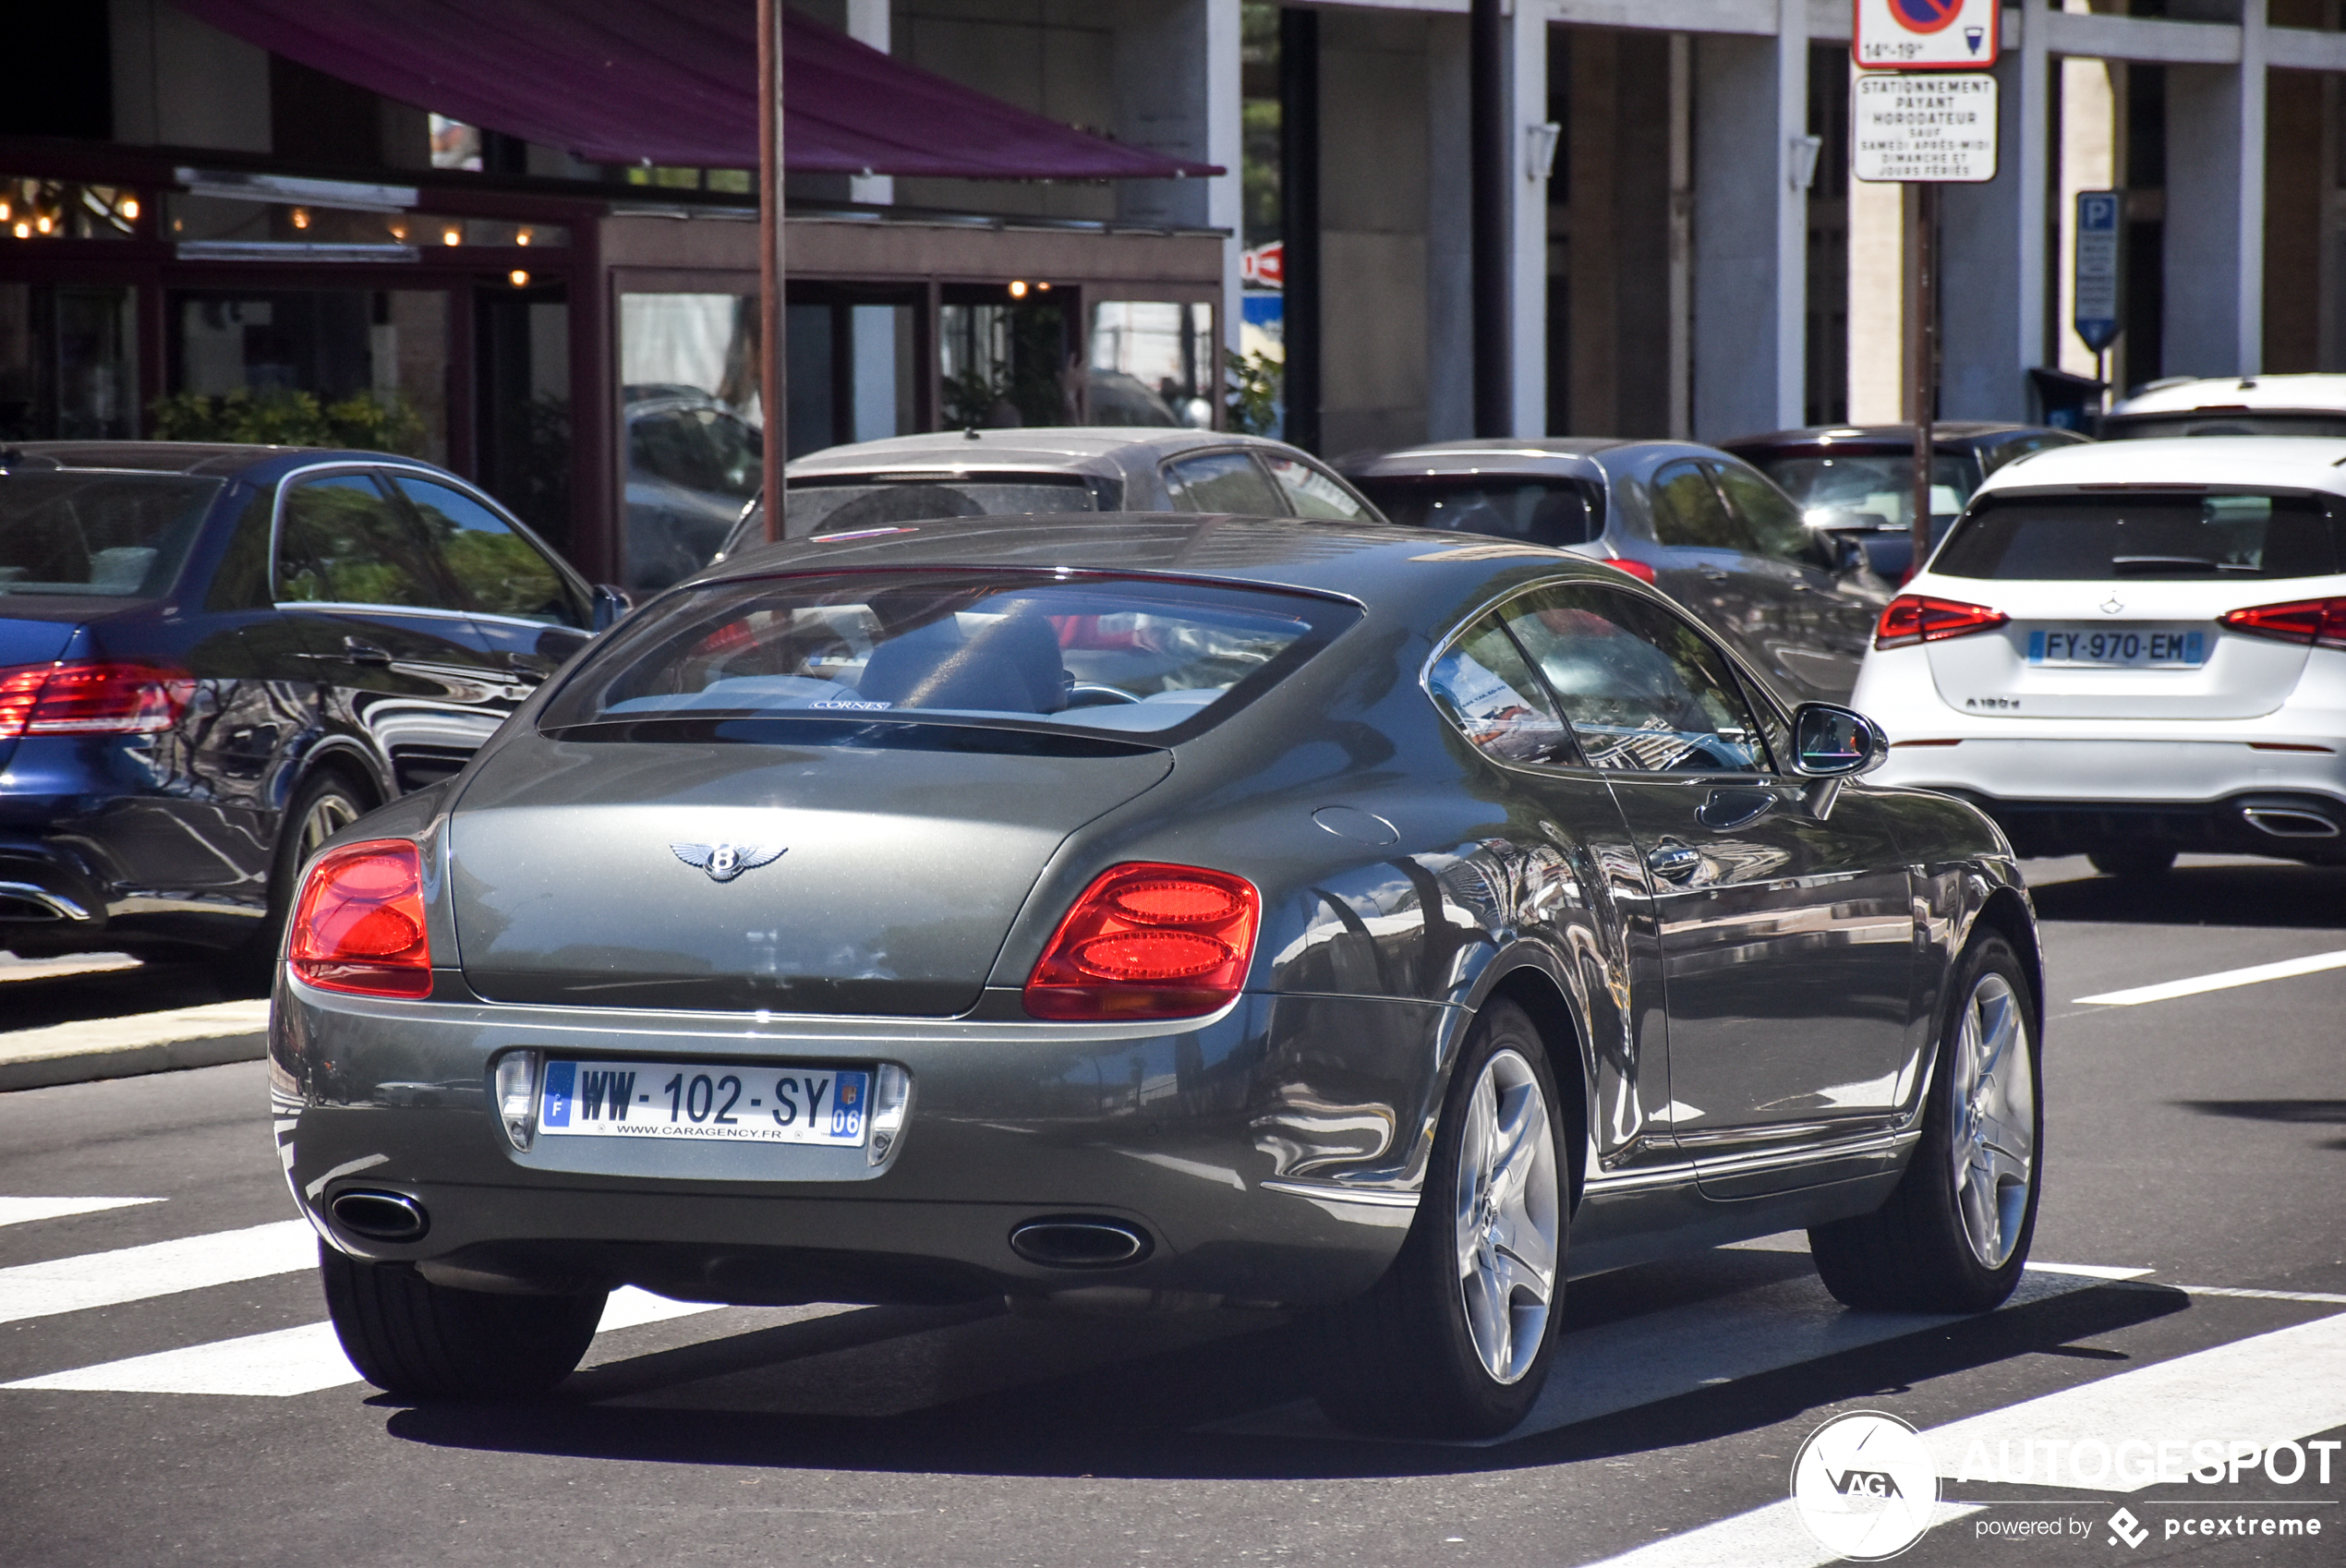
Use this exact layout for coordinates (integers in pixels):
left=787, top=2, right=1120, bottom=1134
left=1938, top=16, right=2050, bottom=421
left=1510, top=0, right=1550, bottom=436
left=845, top=0, right=892, bottom=205
left=1692, top=18, right=1805, bottom=440
left=1426, top=16, right=1474, bottom=442
left=2164, top=1, right=2267, bottom=377
left=2056, top=40, right=2117, bottom=380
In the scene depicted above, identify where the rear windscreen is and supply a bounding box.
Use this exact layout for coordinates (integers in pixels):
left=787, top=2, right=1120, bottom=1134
left=1352, top=478, right=1602, bottom=548
left=0, top=473, right=222, bottom=598
left=2104, top=413, right=2346, bottom=440
left=539, top=569, right=1357, bottom=748
left=1934, top=491, right=2346, bottom=581
left=783, top=477, right=1101, bottom=537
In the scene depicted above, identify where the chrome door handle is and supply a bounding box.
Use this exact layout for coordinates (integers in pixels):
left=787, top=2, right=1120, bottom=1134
left=1645, top=840, right=1701, bottom=882
left=341, top=638, right=393, bottom=666
left=1697, top=564, right=1731, bottom=582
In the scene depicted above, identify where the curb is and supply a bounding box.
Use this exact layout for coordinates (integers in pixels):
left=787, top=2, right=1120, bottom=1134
left=0, top=1031, right=271, bottom=1092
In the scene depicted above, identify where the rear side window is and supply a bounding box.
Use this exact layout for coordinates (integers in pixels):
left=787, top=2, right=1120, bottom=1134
left=1163, top=452, right=1285, bottom=514
left=1649, top=462, right=1754, bottom=552
left=1355, top=477, right=1599, bottom=548
left=0, top=473, right=220, bottom=598
left=1935, top=491, right=2346, bottom=582
left=1425, top=614, right=1576, bottom=766
left=539, top=569, right=1357, bottom=750
left=1263, top=455, right=1376, bottom=522
left=785, top=476, right=1100, bottom=537
left=276, top=474, right=456, bottom=609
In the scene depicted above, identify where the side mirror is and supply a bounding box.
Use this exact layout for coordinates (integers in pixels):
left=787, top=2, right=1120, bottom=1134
left=589, top=585, right=634, bottom=633
left=1790, top=703, right=1889, bottom=778
left=1828, top=532, right=1868, bottom=577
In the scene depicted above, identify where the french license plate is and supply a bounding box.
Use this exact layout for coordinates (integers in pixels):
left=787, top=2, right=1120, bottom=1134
left=2026, top=628, right=2206, bottom=668
left=537, top=1058, right=870, bottom=1145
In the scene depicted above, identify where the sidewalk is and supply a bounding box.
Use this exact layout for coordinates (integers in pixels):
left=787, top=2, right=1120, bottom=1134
left=0, top=1001, right=272, bottom=1092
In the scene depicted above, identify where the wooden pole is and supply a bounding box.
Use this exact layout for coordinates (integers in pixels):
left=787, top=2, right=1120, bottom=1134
left=758, top=0, right=787, bottom=542
left=1909, top=180, right=1939, bottom=579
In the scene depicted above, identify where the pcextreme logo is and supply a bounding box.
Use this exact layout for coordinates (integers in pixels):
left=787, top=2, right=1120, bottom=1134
left=1791, top=1411, right=1942, bottom=1561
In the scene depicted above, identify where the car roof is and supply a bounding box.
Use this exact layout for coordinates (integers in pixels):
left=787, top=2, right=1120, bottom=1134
left=2113, top=374, right=2346, bottom=416
left=0, top=440, right=415, bottom=479
left=1335, top=437, right=1752, bottom=480
left=1718, top=422, right=2064, bottom=452
left=1970, top=436, right=2346, bottom=499
left=783, top=428, right=1300, bottom=481
left=698, top=511, right=1631, bottom=617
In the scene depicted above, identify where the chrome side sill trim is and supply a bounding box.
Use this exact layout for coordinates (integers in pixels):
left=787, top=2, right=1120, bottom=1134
left=1258, top=1178, right=1421, bottom=1208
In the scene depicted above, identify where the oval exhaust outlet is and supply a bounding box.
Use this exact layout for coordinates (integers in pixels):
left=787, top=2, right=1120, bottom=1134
left=331, top=1190, right=429, bottom=1243
left=1009, top=1217, right=1152, bottom=1269
left=2242, top=806, right=2340, bottom=839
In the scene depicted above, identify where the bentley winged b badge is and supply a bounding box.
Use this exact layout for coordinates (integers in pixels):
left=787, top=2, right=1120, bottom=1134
left=671, top=842, right=787, bottom=883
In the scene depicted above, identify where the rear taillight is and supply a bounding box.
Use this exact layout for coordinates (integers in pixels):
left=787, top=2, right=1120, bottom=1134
left=2219, top=597, right=2346, bottom=649
left=288, top=840, right=432, bottom=998
left=1603, top=558, right=1658, bottom=584
left=1875, top=595, right=2010, bottom=649
left=0, top=661, right=196, bottom=741
left=1023, top=862, right=1261, bottom=1021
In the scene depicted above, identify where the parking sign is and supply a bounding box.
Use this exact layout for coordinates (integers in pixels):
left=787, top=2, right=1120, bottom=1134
left=1855, top=0, right=2001, bottom=69
left=2073, top=190, right=2123, bottom=351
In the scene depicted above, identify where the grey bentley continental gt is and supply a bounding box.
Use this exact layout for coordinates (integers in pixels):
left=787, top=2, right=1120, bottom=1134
left=271, top=514, right=2045, bottom=1439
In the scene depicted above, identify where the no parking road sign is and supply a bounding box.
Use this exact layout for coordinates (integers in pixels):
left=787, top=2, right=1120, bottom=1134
left=1856, top=0, right=2001, bottom=69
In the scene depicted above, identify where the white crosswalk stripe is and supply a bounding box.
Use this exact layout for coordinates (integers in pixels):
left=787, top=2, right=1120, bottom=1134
left=0, top=1219, right=314, bottom=1326
left=0, top=1197, right=162, bottom=1229
left=4, top=1287, right=723, bottom=1396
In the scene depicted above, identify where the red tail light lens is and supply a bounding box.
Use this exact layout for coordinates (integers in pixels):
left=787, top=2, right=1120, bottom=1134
left=1875, top=595, right=2010, bottom=649
left=0, top=661, right=196, bottom=741
left=1602, top=558, right=1658, bottom=584
left=288, top=840, right=432, bottom=998
left=2219, top=597, right=2346, bottom=649
left=1024, top=862, right=1261, bottom=1021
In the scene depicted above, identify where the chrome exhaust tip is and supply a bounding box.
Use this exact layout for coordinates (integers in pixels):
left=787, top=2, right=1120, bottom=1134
left=2242, top=806, right=2341, bottom=839
left=330, top=1190, right=429, bottom=1243
left=1008, top=1216, right=1153, bottom=1269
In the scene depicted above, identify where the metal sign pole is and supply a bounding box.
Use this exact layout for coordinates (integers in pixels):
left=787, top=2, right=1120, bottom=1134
left=758, top=0, right=787, bottom=543
left=1911, top=180, right=1938, bottom=576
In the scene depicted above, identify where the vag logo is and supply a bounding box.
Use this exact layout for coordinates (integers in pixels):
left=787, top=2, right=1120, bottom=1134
left=1828, top=1469, right=1905, bottom=1499
left=1792, top=1412, right=1941, bottom=1561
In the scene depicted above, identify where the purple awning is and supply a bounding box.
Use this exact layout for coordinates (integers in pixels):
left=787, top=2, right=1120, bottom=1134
left=172, top=1, right=1221, bottom=181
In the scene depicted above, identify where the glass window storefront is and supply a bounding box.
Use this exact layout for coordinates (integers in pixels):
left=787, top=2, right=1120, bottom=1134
left=620, top=292, right=764, bottom=593
left=1089, top=301, right=1215, bottom=428
left=0, top=283, right=139, bottom=441
left=942, top=294, right=1074, bottom=430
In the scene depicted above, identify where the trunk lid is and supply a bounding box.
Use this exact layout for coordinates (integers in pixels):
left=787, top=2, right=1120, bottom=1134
left=449, top=733, right=1173, bottom=1014
left=1918, top=578, right=2315, bottom=720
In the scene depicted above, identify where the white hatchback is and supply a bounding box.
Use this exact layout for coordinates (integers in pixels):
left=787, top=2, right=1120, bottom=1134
left=1851, top=438, right=2346, bottom=874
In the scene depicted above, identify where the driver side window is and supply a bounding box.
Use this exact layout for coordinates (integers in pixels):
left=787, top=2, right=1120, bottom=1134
left=1496, top=583, right=1773, bottom=774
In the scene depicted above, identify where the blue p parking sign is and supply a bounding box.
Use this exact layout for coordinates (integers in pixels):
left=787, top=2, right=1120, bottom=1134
left=2074, top=190, right=2123, bottom=352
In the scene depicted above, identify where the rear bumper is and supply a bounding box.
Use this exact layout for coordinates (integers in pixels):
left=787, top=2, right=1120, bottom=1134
left=1928, top=788, right=2346, bottom=861
left=272, top=976, right=1457, bottom=1309
left=0, top=835, right=109, bottom=942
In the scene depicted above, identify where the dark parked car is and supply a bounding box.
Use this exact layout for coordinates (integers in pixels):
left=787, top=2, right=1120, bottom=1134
left=1720, top=422, right=2088, bottom=580
left=0, top=441, right=618, bottom=978
left=1340, top=438, right=1887, bottom=703
left=714, top=428, right=1385, bottom=558
left=623, top=387, right=763, bottom=596
left=276, top=513, right=2043, bottom=1441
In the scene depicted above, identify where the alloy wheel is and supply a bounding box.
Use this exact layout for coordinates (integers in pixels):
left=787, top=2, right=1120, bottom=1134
left=1947, top=971, right=2036, bottom=1269
left=298, top=790, right=360, bottom=861
left=1452, top=1047, right=1561, bottom=1384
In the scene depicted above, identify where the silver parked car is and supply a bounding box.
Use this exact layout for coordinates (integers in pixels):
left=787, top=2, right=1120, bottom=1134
left=274, top=513, right=2044, bottom=1439
left=712, top=428, right=1385, bottom=557
left=1341, top=438, right=1890, bottom=703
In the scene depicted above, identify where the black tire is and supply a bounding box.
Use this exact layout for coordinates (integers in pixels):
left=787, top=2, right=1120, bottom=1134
left=320, top=1243, right=606, bottom=1401
left=220, top=769, right=372, bottom=995
left=1310, top=998, right=1567, bottom=1439
left=2088, top=845, right=2176, bottom=878
left=1808, top=932, right=2042, bottom=1313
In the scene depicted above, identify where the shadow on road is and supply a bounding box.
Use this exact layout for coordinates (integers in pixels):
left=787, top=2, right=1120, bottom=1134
left=2026, top=858, right=2346, bottom=930
left=2176, top=1098, right=2346, bottom=1152
left=0, top=957, right=241, bottom=1033
left=378, top=1269, right=2194, bottom=1483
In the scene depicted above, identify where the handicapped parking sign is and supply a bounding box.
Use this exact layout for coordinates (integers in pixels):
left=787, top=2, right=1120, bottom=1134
left=1856, top=0, right=2000, bottom=68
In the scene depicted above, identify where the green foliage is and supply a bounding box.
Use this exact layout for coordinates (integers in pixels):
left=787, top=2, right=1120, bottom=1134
left=149, top=388, right=429, bottom=456
left=1226, top=349, right=1284, bottom=438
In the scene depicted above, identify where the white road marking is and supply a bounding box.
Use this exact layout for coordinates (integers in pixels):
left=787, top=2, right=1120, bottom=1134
left=0, top=1197, right=162, bottom=1229
left=2020, top=1261, right=2153, bottom=1281
left=2, top=1287, right=722, bottom=1396
left=1580, top=1311, right=2346, bottom=1567
left=0, top=1220, right=314, bottom=1326
left=1927, top=1309, right=2346, bottom=1491
left=1211, top=1266, right=2107, bottom=1446
left=2074, top=947, right=2346, bottom=1006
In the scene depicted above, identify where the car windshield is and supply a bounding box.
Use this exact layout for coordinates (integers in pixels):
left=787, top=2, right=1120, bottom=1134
left=630, top=404, right=762, bottom=500
left=539, top=569, right=1356, bottom=749
left=1352, top=478, right=1601, bottom=548
left=1934, top=491, right=2346, bottom=581
left=0, top=472, right=221, bottom=598
left=1750, top=453, right=1973, bottom=530
left=782, top=477, right=1101, bottom=537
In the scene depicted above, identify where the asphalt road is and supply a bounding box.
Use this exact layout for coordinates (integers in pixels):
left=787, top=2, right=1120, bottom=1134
left=2, top=853, right=2341, bottom=1568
